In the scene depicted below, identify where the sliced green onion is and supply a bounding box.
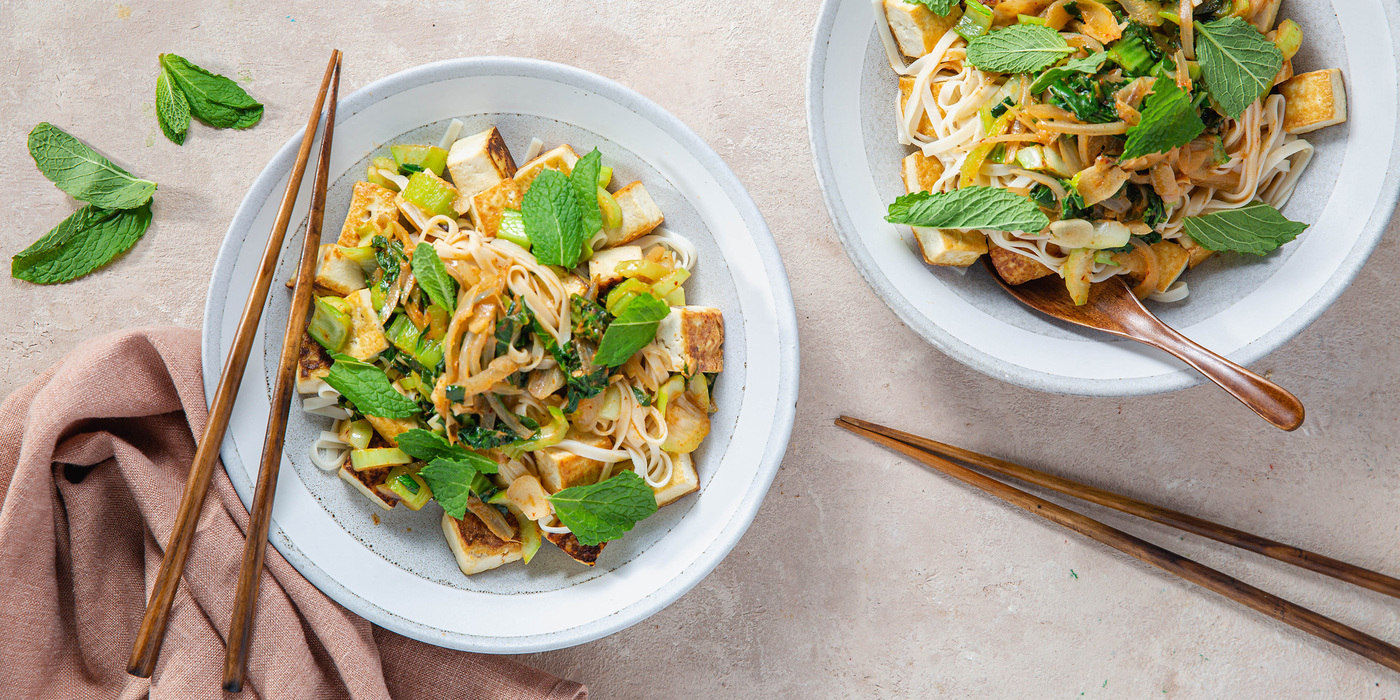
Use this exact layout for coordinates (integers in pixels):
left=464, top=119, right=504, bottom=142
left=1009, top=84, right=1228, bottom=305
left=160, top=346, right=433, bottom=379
left=308, top=296, right=352, bottom=353
left=496, top=209, right=530, bottom=249
left=350, top=447, right=411, bottom=471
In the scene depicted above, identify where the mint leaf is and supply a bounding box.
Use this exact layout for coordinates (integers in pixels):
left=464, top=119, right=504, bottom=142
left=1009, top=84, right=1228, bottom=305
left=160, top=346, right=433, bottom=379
left=912, top=0, right=957, bottom=15
left=28, top=123, right=157, bottom=210
left=159, top=53, right=264, bottom=130
left=571, top=148, right=604, bottom=239
left=324, top=356, right=420, bottom=418
left=886, top=186, right=1049, bottom=233
left=1029, top=52, right=1107, bottom=94
left=967, top=25, right=1075, bottom=74
left=522, top=169, right=585, bottom=267
left=419, top=458, right=477, bottom=519
left=395, top=429, right=498, bottom=473
left=594, top=293, right=670, bottom=367
left=12, top=202, right=152, bottom=284
left=1120, top=79, right=1205, bottom=161
left=1182, top=203, right=1307, bottom=255
left=156, top=68, right=190, bottom=145
left=548, top=471, right=658, bottom=546
left=410, top=242, right=457, bottom=313
left=1194, top=18, right=1282, bottom=119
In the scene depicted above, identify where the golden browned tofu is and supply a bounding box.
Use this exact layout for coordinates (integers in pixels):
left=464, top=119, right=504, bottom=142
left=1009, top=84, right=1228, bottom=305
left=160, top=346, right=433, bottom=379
left=364, top=414, right=416, bottom=446
left=469, top=178, right=524, bottom=238
left=339, top=464, right=397, bottom=511
left=534, top=432, right=611, bottom=493
left=990, top=245, right=1055, bottom=285
left=544, top=531, right=605, bottom=566
left=1272, top=58, right=1293, bottom=88
left=1111, top=241, right=1191, bottom=292
left=653, top=452, right=698, bottom=507
left=314, top=245, right=367, bottom=296
left=1278, top=69, right=1347, bottom=135
left=902, top=152, right=944, bottom=194
left=442, top=511, right=523, bottom=575
left=514, top=145, right=580, bottom=191
left=337, top=181, right=399, bottom=246
left=447, top=126, right=517, bottom=213
left=1181, top=238, right=1215, bottom=269
left=912, top=227, right=987, bottom=267
left=883, top=0, right=962, bottom=59
left=656, top=306, right=724, bottom=376
left=296, top=331, right=332, bottom=394
left=1250, top=0, right=1282, bottom=31
left=899, top=77, right=937, bottom=140
left=343, top=288, right=389, bottom=361
left=601, top=182, right=665, bottom=247
left=588, top=245, right=642, bottom=289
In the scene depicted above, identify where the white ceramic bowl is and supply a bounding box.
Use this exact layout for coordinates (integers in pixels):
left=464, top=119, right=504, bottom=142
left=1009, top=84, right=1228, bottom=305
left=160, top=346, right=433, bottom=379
left=808, top=0, right=1400, bottom=395
left=203, top=58, right=799, bottom=652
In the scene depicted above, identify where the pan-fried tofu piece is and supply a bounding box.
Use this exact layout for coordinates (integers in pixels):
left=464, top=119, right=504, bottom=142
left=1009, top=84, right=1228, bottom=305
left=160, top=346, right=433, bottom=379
left=544, top=531, right=604, bottom=566
left=364, top=414, right=416, bottom=446
left=1111, top=241, right=1191, bottom=292
left=899, top=77, right=937, bottom=140
left=912, top=227, right=987, bottom=267
left=339, top=465, right=398, bottom=511
left=314, top=245, right=367, bottom=296
left=903, top=152, right=944, bottom=194
left=588, top=245, right=642, bottom=289
left=296, top=331, right=332, bottom=394
left=1179, top=237, right=1215, bottom=269
left=514, top=145, right=580, bottom=191
left=561, top=275, right=590, bottom=300
left=535, top=432, right=612, bottom=493
left=990, top=245, right=1055, bottom=285
left=656, top=306, right=724, bottom=377
left=1278, top=69, right=1347, bottom=135
left=337, top=182, right=399, bottom=246
left=1249, top=0, right=1282, bottom=31
left=442, top=511, right=523, bottom=575
left=884, top=0, right=962, bottom=59
left=1272, top=58, right=1293, bottom=88
left=469, top=179, right=523, bottom=238
left=447, top=126, right=517, bottom=213
left=653, top=452, right=698, bottom=507
left=343, top=288, right=389, bottom=361
left=601, top=182, right=665, bottom=247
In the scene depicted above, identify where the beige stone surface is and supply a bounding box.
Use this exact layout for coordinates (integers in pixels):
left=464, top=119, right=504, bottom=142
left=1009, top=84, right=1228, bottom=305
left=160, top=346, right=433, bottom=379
left=3, top=2, right=1398, bottom=697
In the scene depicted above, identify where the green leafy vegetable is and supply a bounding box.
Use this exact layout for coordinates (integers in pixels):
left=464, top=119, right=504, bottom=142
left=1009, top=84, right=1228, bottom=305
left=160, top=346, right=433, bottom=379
left=410, top=242, right=457, bottom=313
left=524, top=304, right=606, bottom=412
left=594, top=294, right=670, bottom=368
left=398, top=428, right=500, bottom=518
left=27, top=123, right=157, bottom=210
left=966, top=24, right=1075, bottom=73
left=547, top=471, right=658, bottom=546
left=522, top=169, right=585, bottom=268
left=397, top=429, right=498, bottom=474
left=1193, top=17, right=1283, bottom=119
left=1029, top=52, right=1108, bottom=94
left=631, top=386, right=653, bottom=407
left=1182, top=202, right=1307, bottom=255
left=570, top=294, right=611, bottom=343
left=886, top=186, right=1050, bottom=233
left=11, top=202, right=152, bottom=284
left=1107, top=22, right=1164, bottom=76
left=570, top=149, right=604, bottom=239
left=324, top=356, right=421, bottom=418
left=912, top=0, right=958, bottom=15
left=1120, top=78, right=1205, bottom=160
left=1045, top=73, right=1121, bottom=123
left=155, top=68, right=190, bottom=145
left=158, top=53, right=264, bottom=129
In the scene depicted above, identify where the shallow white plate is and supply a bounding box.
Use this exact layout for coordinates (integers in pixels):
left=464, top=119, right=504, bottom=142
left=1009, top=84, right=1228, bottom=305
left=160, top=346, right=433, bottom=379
left=203, top=58, right=799, bottom=653
left=808, top=0, right=1400, bottom=395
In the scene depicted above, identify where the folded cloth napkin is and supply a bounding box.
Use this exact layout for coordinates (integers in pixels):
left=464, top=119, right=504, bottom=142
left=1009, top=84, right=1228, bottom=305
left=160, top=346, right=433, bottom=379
left=0, top=327, right=587, bottom=700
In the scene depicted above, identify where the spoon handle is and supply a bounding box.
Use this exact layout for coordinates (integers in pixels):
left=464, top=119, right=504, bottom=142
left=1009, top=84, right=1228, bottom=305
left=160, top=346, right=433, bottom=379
left=1137, top=322, right=1304, bottom=431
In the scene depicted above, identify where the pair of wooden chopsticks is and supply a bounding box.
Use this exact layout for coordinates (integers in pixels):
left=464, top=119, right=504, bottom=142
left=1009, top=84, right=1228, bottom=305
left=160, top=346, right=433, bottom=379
left=835, top=416, right=1400, bottom=674
left=126, top=49, right=342, bottom=692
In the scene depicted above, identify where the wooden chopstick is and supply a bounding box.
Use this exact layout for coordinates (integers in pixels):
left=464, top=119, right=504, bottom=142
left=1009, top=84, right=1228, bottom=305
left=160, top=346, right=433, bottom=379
left=834, top=416, right=1400, bottom=674
left=838, top=416, right=1400, bottom=601
left=126, top=50, right=344, bottom=680
left=222, top=50, right=342, bottom=693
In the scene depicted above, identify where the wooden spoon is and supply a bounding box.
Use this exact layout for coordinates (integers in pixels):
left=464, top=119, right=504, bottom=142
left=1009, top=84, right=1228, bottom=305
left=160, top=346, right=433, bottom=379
left=982, top=258, right=1304, bottom=431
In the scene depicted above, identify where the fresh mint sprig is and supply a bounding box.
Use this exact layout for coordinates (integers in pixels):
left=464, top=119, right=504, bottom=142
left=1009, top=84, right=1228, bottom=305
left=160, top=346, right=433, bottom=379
left=887, top=186, right=1049, bottom=233
left=522, top=169, right=585, bottom=267
left=548, top=471, right=658, bottom=546
left=594, top=293, right=670, bottom=367
left=324, top=355, right=421, bottom=419
left=156, top=54, right=263, bottom=143
left=27, top=123, right=157, bottom=210
left=966, top=24, right=1075, bottom=74
left=410, top=242, right=458, bottom=313
left=1194, top=17, right=1283, bottom=119
left=11, top=203, right=153, bottom=284
left=1183, top=203, right=1307, bottom=255
left=1120, top=78, right=1205, bottom=161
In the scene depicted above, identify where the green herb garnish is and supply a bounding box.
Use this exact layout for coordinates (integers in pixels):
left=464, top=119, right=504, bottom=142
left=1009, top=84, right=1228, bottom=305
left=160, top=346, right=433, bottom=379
left=1120, top=78, right=1205, bottom=161
left=11, top=202, right=153, bottom=284
left=594, top=293, right=670, bottom=367
left=1193, top=17, right=1283, bottom=119
left=522, top=169, right=586, bottom=268
left=1182, top=203, right=1307, bottom=255
left=887, top=186, right=1049, bottom=233
left=966, top=24, right=1076, bottom=74
left=157, top=54, right=264, bottom=138
left=27, top=123, right=157, bottom=210
left=410, top=242, right=458, bottom=313
left=548, top=471, right=658, bottom=546
left=324, top=355, right=421, bottom=419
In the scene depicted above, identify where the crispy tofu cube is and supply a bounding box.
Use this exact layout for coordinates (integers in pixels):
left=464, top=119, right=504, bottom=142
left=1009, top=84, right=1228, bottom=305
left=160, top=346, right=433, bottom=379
left=343, top=288, right=389, bottom=361
left=296, top=331, right=332, bottom=394
left=561, top=275, right=590, bottom=300
left=314, top=245, right=367, bottom=296
left=535, top=432, right=611, bottom=493
left=899, top=77, right=937, bottom=140
left=469, top=178, right=524, bottom=238
left=653, top=452, right=698, bottom=507
left=588, top=245, right=643, bottom=289
left=903, top=152, right=944, bottom=194
left=602, top=182, right=665, bottom=247
left=364, top=414, right=416, bottom=446
left=884, top=0, right=962, bottom=59
left=912, top=227, right=987, bottom=267
left=544, top=531, right=604, bottom=566
left=339, top=465, right=397, bottom=511
left=514, top=145, right=580, bottom=191
left=1272, top=58, right=1293, bottom=88
left=656, top=306, right=724, bottom=376
left=447, top=127, right=517, bottom=214
left=1182, top=239, right=1215, bottom=269
left=1250, top=0, right=1282, bottom=31
left=989, top=245, right=1055, bottom=285
left=1278, top=69, right=1347, bottom=135
left=337, top=182, right=398, bottom=246
left=442, top=511, right=523, bottom=575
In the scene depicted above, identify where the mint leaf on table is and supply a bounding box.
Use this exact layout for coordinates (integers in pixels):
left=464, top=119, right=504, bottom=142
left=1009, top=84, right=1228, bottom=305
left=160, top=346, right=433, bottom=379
left=1194, top=17, right=1283, bottom=119
left=912, top=0, right=957, bottom=15
left=158, top=53, right=264, bottom=130
left=1182, top=203, right=1307, bottom=255
left=1120, top=79, right=1206, bottom=161
left=324, top=356, right=420, bottom=418
left=966, top=25, right=1075, bottom=74
left=27, top=123, right=157, bottom=210
left=395, top=429, right=498, bottom=474
left=1029, top=52, right=1107, bottom=94
left=570, top=148, right=604, bottom=240
left=594, top=293, right=670, bottom=367
left=156, top=68, right=191, bottom=145
left=522, top=169, right=585, bottom=267
left=886, top=186, right=1049, bottom=233
left=11, top=202, right=152, bottom=284
left=548, top=471, right=658, bottom=546
left=410, top=242, right=457, bottom=313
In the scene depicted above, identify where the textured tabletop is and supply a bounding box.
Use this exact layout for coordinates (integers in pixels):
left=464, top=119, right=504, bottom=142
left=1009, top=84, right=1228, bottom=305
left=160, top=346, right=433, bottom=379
left=2, top=2, right=1398, bottom=697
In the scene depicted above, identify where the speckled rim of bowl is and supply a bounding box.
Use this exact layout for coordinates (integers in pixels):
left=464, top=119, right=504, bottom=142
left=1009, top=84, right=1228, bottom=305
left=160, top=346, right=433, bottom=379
left=806, top=0, right=1400, bottom=397
left=202, top=57, right=800, bottom=652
